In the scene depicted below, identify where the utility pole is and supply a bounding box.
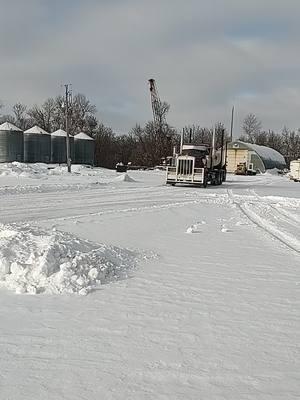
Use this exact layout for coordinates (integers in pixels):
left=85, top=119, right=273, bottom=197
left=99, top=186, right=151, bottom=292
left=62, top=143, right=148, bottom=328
left=64, top=84, right=72, bottom=173
left=230, top=105, right=235, bottom=142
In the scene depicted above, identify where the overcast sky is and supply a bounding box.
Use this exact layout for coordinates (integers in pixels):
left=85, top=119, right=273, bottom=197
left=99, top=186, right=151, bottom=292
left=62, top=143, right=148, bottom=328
left=1, top=0, right=300, bottom=135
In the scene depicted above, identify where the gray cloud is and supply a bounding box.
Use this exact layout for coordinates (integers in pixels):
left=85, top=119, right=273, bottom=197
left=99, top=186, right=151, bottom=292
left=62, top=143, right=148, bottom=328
left=1, top=0, right=300, bottom=135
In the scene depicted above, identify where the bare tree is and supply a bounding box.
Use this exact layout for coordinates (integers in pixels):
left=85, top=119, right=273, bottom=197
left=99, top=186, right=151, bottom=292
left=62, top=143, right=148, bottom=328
left=93, top=123, right=118, bottom=168
left=265, top=130, right=281, bottom=150
left=130, top=120, right=178, bottom=166
left=27, top=98, right=57, bottom=132
left=183, top=123, right=229, bottom=149
left=155, top=101, right=170, bottom=128
left=27, top=93, right=97, bottom=134
left=84, top=115, right=98, bottom=135
left=69, top=93, right=97, bottom=133
left=0, top=114, right=15, bottom=124
left=281, top=127, right=300, bottom=163
left=242, top=113, right=262, bottom=142
left=12, top=103, right=30, bottom=130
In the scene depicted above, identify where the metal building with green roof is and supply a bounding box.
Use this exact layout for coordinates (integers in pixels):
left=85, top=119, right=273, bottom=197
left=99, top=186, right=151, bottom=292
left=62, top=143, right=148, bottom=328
left=227, top=141, right=286, bottom=173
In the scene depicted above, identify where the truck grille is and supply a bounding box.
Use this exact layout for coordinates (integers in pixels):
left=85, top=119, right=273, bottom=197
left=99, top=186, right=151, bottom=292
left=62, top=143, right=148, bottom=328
left=177, top=159, right=193, bottom=176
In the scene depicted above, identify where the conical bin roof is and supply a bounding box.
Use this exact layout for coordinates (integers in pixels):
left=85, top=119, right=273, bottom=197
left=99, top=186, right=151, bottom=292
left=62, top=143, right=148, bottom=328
left=0, top=122, right=22, bottom=131
left=24, top=125, right=50, bottom=135
left=74, top=132, right=94, bottom=141
left=51, top=129, right=68, bottom=137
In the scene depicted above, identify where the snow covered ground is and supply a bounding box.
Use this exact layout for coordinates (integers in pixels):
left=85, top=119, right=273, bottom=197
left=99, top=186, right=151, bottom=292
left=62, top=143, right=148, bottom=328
left=0, top=164, right=299, bottom=399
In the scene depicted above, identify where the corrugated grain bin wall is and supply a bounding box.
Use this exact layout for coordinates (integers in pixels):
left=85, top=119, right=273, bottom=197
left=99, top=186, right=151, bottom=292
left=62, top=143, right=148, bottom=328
left=74, top=132, right=95, bottom=165
left=0, top=122, right=24, bottom=162
left=51, top=129, right=75, bottom=163
left=24, top=126, right=51, bottom=163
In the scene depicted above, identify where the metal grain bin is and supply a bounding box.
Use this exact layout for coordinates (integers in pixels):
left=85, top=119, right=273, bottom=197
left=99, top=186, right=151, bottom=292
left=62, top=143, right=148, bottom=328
left=51, top=129, right=75, bottom=164
left=0, top=122, right=24, bottom=162
left=74, top=132, right=95, bottom=165
left=24, top=126, right=51, bottom=163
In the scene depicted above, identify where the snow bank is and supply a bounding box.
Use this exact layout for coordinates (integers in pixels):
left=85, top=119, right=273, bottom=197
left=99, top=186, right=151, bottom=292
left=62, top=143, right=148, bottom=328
left=0, top=162, right=49, bottom=178
left=264, top=168, right=281, bottom=175
left=0, top=223, right=140, bottom=295
left=0, top=162, right=100, bottom=179
left=0, top=163, right=137, bottom=183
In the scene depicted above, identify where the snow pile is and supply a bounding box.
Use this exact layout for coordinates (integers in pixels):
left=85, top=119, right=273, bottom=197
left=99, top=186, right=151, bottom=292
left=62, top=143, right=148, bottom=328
left=48, top=164, right=108, bottom=177
left=0, top=162, right=49, bottom=178
left=221, top=225, right=232, bottom=233
left=186, top=221, right=206, bottom=234
left=0, top=163, right=138, bottom=184
left=0, top=223, right=139, bottom=295
left=114, top=173, right=136, bottom=182
left=265, top=168, right=281, bottom=176
left=186, top=225, right=198, bottom=234
left=0, top=162, right=111, bottom=180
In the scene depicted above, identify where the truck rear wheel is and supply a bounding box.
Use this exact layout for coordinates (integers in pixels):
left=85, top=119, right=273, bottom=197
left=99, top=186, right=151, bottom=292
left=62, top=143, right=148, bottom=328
left=222, top=170, right=227, bottom=182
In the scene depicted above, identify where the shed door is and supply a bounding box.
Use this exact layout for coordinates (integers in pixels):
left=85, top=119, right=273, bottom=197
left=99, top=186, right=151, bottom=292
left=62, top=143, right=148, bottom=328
left=227, top=149, right=248, bottom=172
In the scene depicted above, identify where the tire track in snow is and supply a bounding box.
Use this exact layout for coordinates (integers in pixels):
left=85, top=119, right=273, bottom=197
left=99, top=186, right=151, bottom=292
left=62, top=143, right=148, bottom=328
left=227, top=189, right=300, bottom=254
left=249, top=189, right=300, bottom=230
left=0, top=197, right=194, bottom=223
left=0, top=182, right=224, bottom=224
left=273, top=206, right=300, bottom=224
left=36, top=199, right=202, bottom=223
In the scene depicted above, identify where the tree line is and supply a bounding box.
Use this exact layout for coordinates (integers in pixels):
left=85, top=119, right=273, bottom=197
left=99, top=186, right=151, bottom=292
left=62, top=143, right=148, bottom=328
left=240, top=113, right=300, bottom=163
left=1, top=95, right=299, bottom=168
left=0, top=94, right=227, bottom=168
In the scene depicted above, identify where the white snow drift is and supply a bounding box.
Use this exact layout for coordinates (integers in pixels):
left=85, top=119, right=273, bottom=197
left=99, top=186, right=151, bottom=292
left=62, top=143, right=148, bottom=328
left=0, top=223, right=139, bottom=295
left=0, top=162, right=138, bottom=183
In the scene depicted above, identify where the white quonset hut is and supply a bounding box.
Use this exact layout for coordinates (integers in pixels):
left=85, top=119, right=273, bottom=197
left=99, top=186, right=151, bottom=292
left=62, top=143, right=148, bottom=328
left=0, top=122, right=24, bottom=162
left=227, top=141, right=286, bottom=173
left=24, top=126, right=51, bottom=163
left=74, top=132, right=95, bottom=165
left=51, top=129, right=75, bottom=164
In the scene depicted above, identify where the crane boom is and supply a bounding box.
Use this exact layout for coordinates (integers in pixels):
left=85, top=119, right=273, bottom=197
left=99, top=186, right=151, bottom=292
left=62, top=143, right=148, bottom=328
left=148, top=78, right=166, bottom=127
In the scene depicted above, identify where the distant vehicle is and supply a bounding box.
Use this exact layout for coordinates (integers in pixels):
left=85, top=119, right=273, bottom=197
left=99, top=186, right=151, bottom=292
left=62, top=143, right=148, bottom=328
left=289, top=159, right=300, bottom=182
left=116, top=162, right=128, bottom=173
left=235, top=162, right=257, bottom=176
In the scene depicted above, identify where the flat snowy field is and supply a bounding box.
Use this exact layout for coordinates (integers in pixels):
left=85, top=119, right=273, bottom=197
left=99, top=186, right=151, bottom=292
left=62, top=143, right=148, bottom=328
left=0, top=163, right=299, bottom=399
